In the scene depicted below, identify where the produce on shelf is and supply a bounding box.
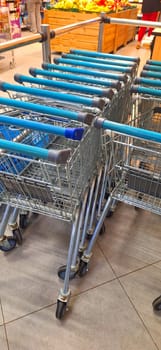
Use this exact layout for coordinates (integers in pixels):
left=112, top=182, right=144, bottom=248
left=50, top=0, right=133, bottom=12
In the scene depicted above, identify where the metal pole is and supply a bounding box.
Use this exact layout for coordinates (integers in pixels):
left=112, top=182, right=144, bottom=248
left=0, top=33, right=42, bottom=54
left=97, top=13, right=104, bottom=52
left=103, top=16, right=161, bottom=29
left=52, top=16, right=101, bottom=37
left=41, top=24, right=51, bottom=63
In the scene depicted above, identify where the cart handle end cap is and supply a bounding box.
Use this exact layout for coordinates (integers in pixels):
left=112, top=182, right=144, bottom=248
left=14, top=74, right=23, bottom=84
left=48, top=148, right=71, bottom=164
left=77, top=113, right=94, bottom=125
left=65, top=127, right=84, bottom=141
left=0, top=81, right=7, bottom=92
left=29, top=68, right=37, bottom=77
left=93, top=117, right=104, bottom=129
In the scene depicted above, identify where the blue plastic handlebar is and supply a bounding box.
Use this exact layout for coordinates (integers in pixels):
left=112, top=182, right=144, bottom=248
left=54, top=57, right=133, bottom=74
left=29, top=67, right=121, bottom=91
left=0, top=115, right=84, bottom=141
left=131, top=85, right=161, bottom=97
left=14, top=73, right=113, bottom=98
left=42, top=63, right=128, bottom=83
left=0, top=80, right=105, bottom=110
left=70, top=49, right=140, bottom=63
left=62, top=53, right=136, bottom=69
left=0, top=138, right=71, bottom=164
left=134, top=77, right=161, bottom=88
left=94, top=117, right=161, bottom=143
left=143, top=64, right=161, bottom=72
left=0, top=96, right=94, bottom=125
left=141, top=71, right=161, bottom=79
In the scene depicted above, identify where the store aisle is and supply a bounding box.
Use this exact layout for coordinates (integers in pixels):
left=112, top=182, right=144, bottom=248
left=1, top=38, right=161, bottom=350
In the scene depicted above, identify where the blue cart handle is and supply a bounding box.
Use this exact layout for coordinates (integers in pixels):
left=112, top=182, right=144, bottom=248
left=134, top=77, right=161, bottom=88
left=42, top=63, right=128, bottom=83
left=70, top=49, right=140, bottom=63
left=62, top=53, right=137, bottom=69
left=94, top=117, right=161, bottom=143
left=131, top=85, right=161, bottom=97
left=0, top=81, right=105, bottom=111
left=143, top=64, right=161, bottom=72
left=0, top=115, right=84, bottom=141
left=54, top=57, right=133, bottom=75
left=141, top=70, right=161, bottom=79
left=0, top=138, right=71, bottom=164
left=14, top=73, right=114, bottom=99
left=146, top=59, right=161, bottom=66
left=29, top=67, right=122, bottom=91
left=0, top=96, right=94, bottom=126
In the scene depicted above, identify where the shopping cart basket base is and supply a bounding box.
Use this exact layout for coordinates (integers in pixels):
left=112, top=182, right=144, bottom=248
left=152, top=295, right=161, bottom=312
left=57, top=265, right=78, bottom=280
left=0, top=235, right=17, bottom=252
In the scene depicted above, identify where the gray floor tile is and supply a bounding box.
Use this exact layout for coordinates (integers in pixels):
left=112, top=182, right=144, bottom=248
left=120, top=264, right=161, bottom=349
left=0, top=214, right=114, bottom=323
left=6, top=280, right=157, bottom=350
left=0, top=325, right=8, bottom=350
left=98, top=203, right=161, bottom=276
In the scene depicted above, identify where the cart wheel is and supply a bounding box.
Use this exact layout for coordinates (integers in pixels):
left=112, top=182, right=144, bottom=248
left=19, top=213, right=29, bottom=229
left=152, top=295, right=161, bottom=312
left=0, top=236, right=16, bottom=252
left=106, top=210, right=113, bottom=218
left=99, top=223, right=106, bottom=235
left=57, top=265, right=77, bottom=280
left=78, top=260, right=88, bottom=277
left=13, top=228, right=23, bottom=245
left=56, top=300, right=67, bottom=319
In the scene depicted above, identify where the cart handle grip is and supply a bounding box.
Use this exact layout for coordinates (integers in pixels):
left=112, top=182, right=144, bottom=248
left=141, top=70, right=161, bottom=79
left=54, top=57, right=133, bottom=75
left=146, top=59, right=161, bottom=66
left=0, top=115, right=84, bottom=141
left=94, top=117, right=161, bottom=143
left=0, top=80, right=105, bottom=111
left=61, top=53, right=137, bottom=70
left=29, top=67, right=122, bottom=91
left=143, top=64, right=161, bottom=72
left=0, top=138, right=71, bottom=164
left=131, top=85, right=161, bottom=97
left=134, top=77, right=161, bottom=88
left=14, top=73, right=113, bottom=99
left=42, top=63, right=128, bottom=83
left=0, top=96, right=94, bottom=126
left=70, top=49, right=140, bottom=64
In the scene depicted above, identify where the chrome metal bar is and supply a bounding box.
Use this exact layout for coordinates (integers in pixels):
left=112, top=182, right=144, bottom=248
left=104, top=16, right=161, bottom=29
left=0, top=33, right=42, bottom=53
left=52, top=16, right=101, bottom=37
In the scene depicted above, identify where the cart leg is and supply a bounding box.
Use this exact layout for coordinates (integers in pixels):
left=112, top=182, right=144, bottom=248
left=8, top=208, right=23, bottom=245
left=0, top=205, right=17, bottom=252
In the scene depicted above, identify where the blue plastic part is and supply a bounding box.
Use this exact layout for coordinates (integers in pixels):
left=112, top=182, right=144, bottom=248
left=65, top=127, right=84, bottom=141
left=0, top=80, right=97, bottom=107
left=13, top=74, right=110, bottom=97
left=94, top=117, right=161, bottom=143
left=62, top=53, right=136, bottom=68
left=29, top=67, right=121, bottom=90
left=54, top=57, right=133, bottom=74
left=141, top=70, right=161, bottom=79
left=0, top=96, right=83, bottom=122
left=0, top=138, right=50, bottom=160
left=131, top=85, right=161, bottom=97
left=70, top=49, right=140, bottom=63
left=0, top=115, right=84, bottom=140
left=146, top=59, right=161, bottom=66
left=42, top=63, right=128, bottom=82
left=143, top=64, right=161, bottom=72
left=134, top=77, right=161, bottom=88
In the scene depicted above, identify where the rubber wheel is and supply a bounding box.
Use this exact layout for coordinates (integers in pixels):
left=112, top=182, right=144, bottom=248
left=152, top=295, right=161, bottom=312
left=106, top=210, right=113, bottom=218
left=99, top=223, right=106, bottom=235
left=13, top=228, right=23, bottom=245
left=78, top=260, right=88, bottom=277
left=57, top=265, right=77, bottom=280
left=0, top=237, right=16, bottom=252
left=56, top=300, right=67, bottom=319
left=19, top=213, right=29, bottom=229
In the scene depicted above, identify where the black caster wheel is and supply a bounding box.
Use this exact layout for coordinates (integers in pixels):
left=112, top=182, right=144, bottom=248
left=78, top=260, right=88, bottom=277
left=56, top=300, right=67, bottom=319
left=0, top=236, right=16, bottom=252
left=13, top=228, right=23, bottom=245
left=106, top=210, right=113, bottom=218
left=57, top=265, right=77, bottom=280
left=86, top=233, right=93, bottom=240
left=152, top=295, right=161, bottom=312
left=99, top=223, right=106, bottom=235
left=19, top=213, right=29, bottom=229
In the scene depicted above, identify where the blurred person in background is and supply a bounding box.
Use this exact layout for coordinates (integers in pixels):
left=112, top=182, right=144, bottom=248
left=136, top=0, right=160, bottom=49
left=27, top=0, right=42, bottom=34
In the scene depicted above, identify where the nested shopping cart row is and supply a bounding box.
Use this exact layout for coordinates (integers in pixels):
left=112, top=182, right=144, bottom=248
left=0, top=50, right=140, bottom=319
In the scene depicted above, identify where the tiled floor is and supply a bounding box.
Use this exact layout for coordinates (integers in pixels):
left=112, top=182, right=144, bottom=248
left=1, top=32, right=161, bottom=350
